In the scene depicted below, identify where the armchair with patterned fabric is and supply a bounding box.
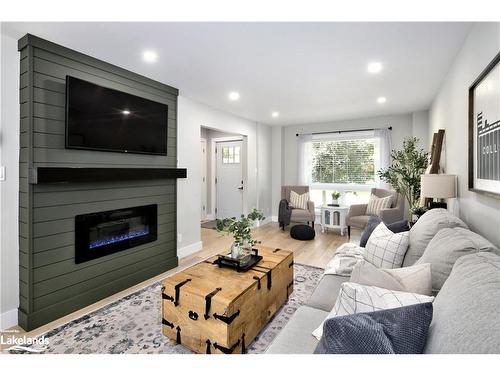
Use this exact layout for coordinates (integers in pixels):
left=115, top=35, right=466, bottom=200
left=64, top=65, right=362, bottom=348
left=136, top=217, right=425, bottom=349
left=278, top=186, right=316, bottom=230
left=346, top=188, right=404, bottom=237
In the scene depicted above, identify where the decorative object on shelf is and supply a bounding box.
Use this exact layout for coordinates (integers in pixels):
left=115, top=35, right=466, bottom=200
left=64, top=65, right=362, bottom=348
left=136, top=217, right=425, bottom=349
left=468, top=51, right=500, bottom=197
left=216, top=249, right=263, bottom=272
left=420, top=174, right=457, bottom=209
left=329, top=191, right=341, bottom=206
left=216, top=208, right=265, bottom=259
left=378, top=137, right=429, bottom=220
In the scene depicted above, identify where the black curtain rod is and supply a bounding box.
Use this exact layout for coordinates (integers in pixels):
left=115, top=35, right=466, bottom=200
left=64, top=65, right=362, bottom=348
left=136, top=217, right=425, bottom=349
left=295, top=126, right=392, bottom=137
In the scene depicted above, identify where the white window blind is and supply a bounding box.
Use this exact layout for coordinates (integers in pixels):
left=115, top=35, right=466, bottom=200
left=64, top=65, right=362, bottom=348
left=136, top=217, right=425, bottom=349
left=311, top=137, right=376, bottom=185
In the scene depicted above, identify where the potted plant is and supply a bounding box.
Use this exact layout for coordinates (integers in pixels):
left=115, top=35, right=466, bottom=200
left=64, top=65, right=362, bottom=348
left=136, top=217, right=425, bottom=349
left=216, top=208, right=266, bottom=258
left=331, top=191, right=341, bottom=206
left=378, top=137, right=429, bottom=221
left=410, top=205, right=428, bottom=225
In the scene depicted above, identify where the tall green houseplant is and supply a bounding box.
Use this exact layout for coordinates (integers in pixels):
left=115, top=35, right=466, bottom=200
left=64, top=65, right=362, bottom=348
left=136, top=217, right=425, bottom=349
left=378, top=137, right=428, bottom=219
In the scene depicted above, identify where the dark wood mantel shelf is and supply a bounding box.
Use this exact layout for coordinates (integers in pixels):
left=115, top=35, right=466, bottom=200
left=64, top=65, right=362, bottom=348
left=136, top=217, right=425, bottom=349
left=31, top=167, right=188, bottom=184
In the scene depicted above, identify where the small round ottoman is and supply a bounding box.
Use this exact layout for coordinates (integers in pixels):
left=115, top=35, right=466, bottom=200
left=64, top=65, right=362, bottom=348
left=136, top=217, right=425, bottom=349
left=290, top=224, right=315, bottom=241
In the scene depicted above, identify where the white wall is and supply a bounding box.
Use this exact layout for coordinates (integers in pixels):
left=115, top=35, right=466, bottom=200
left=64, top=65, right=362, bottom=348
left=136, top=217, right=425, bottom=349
left=429, top=22, right=500, bottom=248
left=257, top=123, right=272, bottom=221
left=177, top=96, right=272, bottom=256
left=412, top=110, right=430, bottom=150
left=0, top=32, right=20, bottom=329
left=271, top=126, right=284, bottom=218
left=281, top=113, right=414, bottom=185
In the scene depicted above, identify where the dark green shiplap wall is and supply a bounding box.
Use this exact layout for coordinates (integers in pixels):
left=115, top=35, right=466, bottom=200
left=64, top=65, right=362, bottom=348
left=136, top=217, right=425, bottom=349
left=18, top=34, right=179, bottom=331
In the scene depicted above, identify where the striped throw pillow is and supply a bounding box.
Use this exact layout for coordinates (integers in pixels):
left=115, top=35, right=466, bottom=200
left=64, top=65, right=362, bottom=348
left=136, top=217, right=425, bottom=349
left=366, top=194, right=392, bottom=216
left=289, top=190, right=309, bottom=210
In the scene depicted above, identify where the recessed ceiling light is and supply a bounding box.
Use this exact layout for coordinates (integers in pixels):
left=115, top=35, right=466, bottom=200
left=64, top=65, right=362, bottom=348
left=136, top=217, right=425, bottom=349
left=367, top=61, right=383, bottom=74
left=122, top=110, right=131, bottom=115
left=228, top=91, right=240, bottom=101
left=271, top=112, right=279, bottom=118
left=377, top=97, right=387, bottom=104
left=142, top=50, right=158, bottom=63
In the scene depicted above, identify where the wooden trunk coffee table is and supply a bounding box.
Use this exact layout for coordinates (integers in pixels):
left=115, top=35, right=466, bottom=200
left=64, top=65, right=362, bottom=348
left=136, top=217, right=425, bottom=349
left=161, top=246, right=294, bottom=354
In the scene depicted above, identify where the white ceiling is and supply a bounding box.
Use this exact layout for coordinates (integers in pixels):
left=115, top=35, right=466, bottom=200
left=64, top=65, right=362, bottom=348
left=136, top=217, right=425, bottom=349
left=2, top=22, right=472, bottom=125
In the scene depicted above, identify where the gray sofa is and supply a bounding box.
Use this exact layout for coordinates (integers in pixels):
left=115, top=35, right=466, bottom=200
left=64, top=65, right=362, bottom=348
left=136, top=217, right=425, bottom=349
left=266, top=209, right=500, bottom=354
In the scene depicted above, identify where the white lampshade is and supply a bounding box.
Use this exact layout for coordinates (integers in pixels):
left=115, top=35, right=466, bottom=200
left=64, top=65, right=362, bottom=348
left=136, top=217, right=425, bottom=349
left=420, top=174, right=457, bottom=199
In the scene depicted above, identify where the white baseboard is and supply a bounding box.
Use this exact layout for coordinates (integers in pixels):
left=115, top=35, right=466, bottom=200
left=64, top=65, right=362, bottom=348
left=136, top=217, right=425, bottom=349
left=205, top=214, right=215, bottom=220
left=177, top=241, right=203, bottom=259
left=271, top=216, right=278, bottom=222
left=254, top=217, right=272, bottom=227
left=0, top=308, right=18, bottom=330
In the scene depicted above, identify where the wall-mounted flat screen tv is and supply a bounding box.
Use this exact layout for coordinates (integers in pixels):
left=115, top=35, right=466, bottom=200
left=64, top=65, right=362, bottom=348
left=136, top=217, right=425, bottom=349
left=66, top=76, right=168, bottom=155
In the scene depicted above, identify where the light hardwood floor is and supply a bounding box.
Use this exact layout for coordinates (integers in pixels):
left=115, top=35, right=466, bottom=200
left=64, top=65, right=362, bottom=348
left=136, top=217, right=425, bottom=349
left=1, top=222, right=360, bottom=350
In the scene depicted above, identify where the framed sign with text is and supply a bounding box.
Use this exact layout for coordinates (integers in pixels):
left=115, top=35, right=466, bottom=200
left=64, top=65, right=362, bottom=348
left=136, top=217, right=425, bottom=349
left=469, top=51, right=500, bottom=198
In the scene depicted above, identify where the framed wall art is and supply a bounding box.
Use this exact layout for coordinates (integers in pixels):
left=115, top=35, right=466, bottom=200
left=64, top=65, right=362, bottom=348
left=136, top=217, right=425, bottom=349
left=469, top=50, right=500, bottom=197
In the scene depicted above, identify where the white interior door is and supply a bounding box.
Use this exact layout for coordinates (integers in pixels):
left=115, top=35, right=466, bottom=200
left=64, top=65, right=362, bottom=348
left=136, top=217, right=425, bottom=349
left=201, top=139, right=207, bottom=221
left=216, top=140, right=243, bottom=219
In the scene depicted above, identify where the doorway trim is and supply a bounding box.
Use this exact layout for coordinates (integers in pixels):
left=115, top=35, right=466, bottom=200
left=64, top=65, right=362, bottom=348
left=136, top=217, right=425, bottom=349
left=200, top=138, right=208, bottom=221
left=210, top=136, right=247, bottom=219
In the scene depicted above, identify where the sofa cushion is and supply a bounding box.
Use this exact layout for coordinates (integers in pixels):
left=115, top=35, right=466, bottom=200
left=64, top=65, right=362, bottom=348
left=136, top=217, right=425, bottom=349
left=360, top=216, right=409, bottom=247
left=265, top=305, right=328, bottom=354
left=366, top=194, right=392, bottom=216
left=347, top=215, right=372, bottom=229
left=403, top=208, right=468, bottom=267
left=290, top=190, right=309, bottom=210
left=416, top=227, right=499, bottom=292
left=425, top=252, right=500, bottom=354
left=306, top=274, right=349, bottom=312
left=312, top=282, right=434, bottom=340
left=290, top=208, right=314, bottom=222
left=364, top=222, right=409, bottom=269
left=350, top=260, right=432, bottom=296
left=314, top=303, right=433, bottom=354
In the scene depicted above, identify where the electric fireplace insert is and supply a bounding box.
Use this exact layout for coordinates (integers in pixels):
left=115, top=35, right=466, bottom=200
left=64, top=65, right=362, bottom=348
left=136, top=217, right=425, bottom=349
left=75, top=204, right=158, bottom=264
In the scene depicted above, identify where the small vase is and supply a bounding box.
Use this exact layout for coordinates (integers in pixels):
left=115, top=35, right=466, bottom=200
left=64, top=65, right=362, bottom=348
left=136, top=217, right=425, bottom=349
left=231, top=242, right=242, bottom=259
left=332, top=199, right=338, bottom=206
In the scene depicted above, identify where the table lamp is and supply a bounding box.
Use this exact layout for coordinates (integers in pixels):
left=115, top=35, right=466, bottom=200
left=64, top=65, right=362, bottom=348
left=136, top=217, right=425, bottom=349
left=420, top=174, right=457, bottom=209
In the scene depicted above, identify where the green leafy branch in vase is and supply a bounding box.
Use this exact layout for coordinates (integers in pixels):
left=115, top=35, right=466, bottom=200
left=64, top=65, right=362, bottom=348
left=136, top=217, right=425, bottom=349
left=216, top=208, right=266, bottom=247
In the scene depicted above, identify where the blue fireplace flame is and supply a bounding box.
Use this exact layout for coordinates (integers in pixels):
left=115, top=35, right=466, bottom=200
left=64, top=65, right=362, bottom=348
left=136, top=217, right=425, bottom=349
left=89, top=228, right=150, bottom=249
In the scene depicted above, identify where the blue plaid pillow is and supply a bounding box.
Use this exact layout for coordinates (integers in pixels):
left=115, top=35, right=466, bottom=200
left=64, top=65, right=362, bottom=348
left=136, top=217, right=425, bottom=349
left=314, top=302, right=433, bottom=354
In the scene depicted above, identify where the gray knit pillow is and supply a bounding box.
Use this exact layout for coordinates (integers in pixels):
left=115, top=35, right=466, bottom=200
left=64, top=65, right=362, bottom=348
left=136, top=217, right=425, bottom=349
left=314, top=303, right=433, bottom=354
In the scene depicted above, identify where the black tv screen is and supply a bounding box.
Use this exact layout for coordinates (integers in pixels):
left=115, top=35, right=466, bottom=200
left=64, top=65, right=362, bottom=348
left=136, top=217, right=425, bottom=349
left=66, top=76, right=168, bottom=155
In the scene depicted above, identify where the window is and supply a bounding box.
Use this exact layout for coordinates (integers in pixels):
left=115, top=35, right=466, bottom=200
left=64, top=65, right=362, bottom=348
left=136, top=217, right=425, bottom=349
left=311, top=138, right=376, bottom=185
left=222, top=146, right=240, bottom=164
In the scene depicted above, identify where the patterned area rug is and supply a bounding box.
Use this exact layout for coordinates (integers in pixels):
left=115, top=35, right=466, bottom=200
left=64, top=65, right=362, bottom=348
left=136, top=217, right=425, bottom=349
left=22, top=264, right=323, bottom=354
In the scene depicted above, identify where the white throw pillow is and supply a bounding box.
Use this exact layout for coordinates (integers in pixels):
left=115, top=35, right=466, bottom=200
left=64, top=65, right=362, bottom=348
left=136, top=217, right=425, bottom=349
left=366, top=194, right=392, bottom=216
left=349, top=260, right=432, bottom=296
left=312, top=282, right=434, bottom=340
left=289, top=190, right=309, bottom=210
left=364, top=222, right=409, bottom=269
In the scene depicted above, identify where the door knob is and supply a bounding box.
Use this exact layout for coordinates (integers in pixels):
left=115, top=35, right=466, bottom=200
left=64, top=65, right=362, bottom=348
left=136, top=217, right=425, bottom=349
left=238, top=186, right=244, bottom=190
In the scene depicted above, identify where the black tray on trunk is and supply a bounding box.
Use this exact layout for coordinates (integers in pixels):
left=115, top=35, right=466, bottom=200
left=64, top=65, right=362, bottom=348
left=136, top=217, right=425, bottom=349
left=216, top=249, right=262, bottom=272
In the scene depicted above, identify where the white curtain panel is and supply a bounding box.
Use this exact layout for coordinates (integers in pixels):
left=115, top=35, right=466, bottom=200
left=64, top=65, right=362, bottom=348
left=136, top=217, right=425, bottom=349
left=374, top=127, right=392, bottom=189
left=297, top=133, right=313, bottom=185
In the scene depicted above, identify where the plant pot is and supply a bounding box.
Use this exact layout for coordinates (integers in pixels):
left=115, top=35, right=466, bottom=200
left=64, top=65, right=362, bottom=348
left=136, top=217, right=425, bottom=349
left=230, top=242, right=243, bottom=259
left=332, top=199, right=338, bottom=205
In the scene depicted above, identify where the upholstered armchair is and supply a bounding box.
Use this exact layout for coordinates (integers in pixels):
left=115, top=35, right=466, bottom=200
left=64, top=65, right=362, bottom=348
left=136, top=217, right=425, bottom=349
left=279, top=186, right=315, bottom=230
left=346, top=188, right=405, bottom=237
